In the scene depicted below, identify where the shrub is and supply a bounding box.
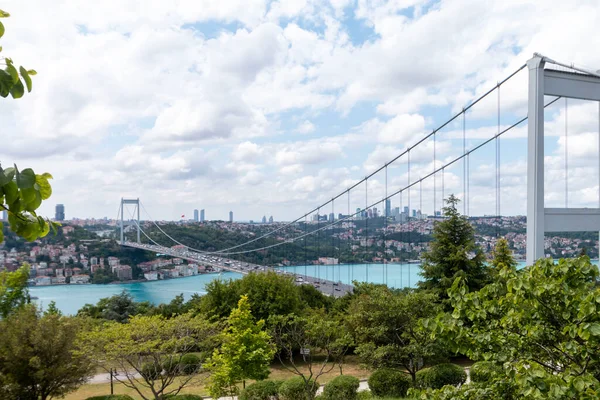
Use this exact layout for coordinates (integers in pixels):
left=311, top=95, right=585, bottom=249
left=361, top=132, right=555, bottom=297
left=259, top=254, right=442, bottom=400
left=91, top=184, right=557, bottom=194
left=164, top=395, right=204, bottom=400
left=367, top=368, right=410, bottom=398
left=240, top=379, right=283, bottom=400
left=85, top=396, right=135, bottom=400
left=470, top=361, right=503, bottom=383
left=278, top=376, right=319, bottom=400
left=321, top=375, right=360, bottom=400
left=140, top=362, right=162, bottom=381
left=163, top=358, right=181, bottom=375
left=415, top=363, right=466, bottom=389
left=179, top=353, right=202, bottom=375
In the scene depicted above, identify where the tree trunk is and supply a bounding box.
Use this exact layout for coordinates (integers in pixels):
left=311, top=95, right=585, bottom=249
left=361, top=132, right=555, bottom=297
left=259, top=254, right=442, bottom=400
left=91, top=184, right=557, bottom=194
left=243, top=379, right=246, bottom=389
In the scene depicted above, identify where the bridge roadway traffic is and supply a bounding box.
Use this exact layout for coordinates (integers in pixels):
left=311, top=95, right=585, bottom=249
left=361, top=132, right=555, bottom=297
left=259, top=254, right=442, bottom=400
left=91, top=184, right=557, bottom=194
left=121, top=241, right=354, bottom=297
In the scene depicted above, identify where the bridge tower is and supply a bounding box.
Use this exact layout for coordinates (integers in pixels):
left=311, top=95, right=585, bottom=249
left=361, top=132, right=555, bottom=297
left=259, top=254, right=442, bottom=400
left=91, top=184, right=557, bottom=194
left=527, top=55, right=600, bottom=265
left=120, top=198, right=140, bottom=244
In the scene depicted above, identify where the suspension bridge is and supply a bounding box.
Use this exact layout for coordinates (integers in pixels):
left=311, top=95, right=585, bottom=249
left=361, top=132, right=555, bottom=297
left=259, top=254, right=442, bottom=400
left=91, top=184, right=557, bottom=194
left=117, top=54, right=600, bottom=295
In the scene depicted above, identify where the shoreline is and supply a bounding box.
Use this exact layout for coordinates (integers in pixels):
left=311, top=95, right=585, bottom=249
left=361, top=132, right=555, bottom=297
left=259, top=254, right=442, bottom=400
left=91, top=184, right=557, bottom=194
left=29, top=270, right=237, bottom=289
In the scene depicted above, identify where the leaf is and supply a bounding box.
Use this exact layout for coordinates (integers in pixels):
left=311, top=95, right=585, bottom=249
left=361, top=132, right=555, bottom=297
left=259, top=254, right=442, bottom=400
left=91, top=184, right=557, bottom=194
left=0, top=21, right=4, bottom=39
left=0, top=10, right=10, bottom=18
left=6, top=63, right=18, bottom=83
left=35, top=175, right=52, bottom=200
left=3, top=167, right=15, bottom=182
left=588, top=323, right=600, bottom=337
left=16, top=168, right=35, bottom=189
left=10, top=79, right=24, bottom=99
left=27, top=69, right=37, bottom=76
left=19, top=66, right=32, bottom=92
left=20, top=187, right=36, bottom=203
left=24, top=191, right=42, bottom=212
left=3, top=181, right=17, bottom=205
left=0, top=165, right=9, bottom=186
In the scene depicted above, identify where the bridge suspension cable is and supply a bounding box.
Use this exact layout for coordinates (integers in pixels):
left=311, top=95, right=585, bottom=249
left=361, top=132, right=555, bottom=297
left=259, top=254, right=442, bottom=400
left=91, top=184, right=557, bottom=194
left=193, top=96, right=562, bottom=257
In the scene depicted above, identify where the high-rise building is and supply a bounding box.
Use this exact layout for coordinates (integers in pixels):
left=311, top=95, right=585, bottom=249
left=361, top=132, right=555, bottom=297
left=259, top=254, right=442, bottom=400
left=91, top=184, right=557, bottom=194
left=269, top=216, right=274, bottom=223
left=329, top=213, right=335, bottom=222
left=1, top=210, right=7, bottom=221
left=200, top=209, right=205, bottom=222
left=356, top=208, right=361, bottom=219
left=229, top=211, right=233, bottom=223
left=385, top=199, right=391, bottom=217
left=193, top=209, right=199, bottom=222
left=262, top=215, right=267, bottom=224
left=404, top=206, right=409, bottom=214
left=55, top=204, right=65, bottom=221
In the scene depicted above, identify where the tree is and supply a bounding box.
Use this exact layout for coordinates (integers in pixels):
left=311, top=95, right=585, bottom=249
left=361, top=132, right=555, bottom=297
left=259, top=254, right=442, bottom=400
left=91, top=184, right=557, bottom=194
left=489, top=237, right=517, bottom=280
left=270, top=311, right=353, bottom=399
left=419, top=195, right=488, bottom=305
left=0, top=264, right=31, bottom=318
left=198, top=271, right=305, bottom=321
left=345, top=283, right=445, bottom=383
left=205, top=295, right=276, bottom=398
left=0, top=10, right=56, bottom=245
left=77, top=291, right=138, bottom=323
left=79, top=313, right=218, bottom=400
left=429, top=256, right=600, bottom=399
left=0, top=305, right=93, bottom=400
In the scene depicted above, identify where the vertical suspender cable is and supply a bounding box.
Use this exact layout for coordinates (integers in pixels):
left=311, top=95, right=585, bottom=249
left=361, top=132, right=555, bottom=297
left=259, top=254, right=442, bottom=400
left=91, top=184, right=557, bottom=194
left=365, top=178, right=369, bottom=283
left=408, top=150, right=411, bottom=288
left=317, top=206, right=320, bottom=281
left=463, top=109, right=467, bottom=215
left=385, top=164, right=388, bottom=286
left=442, top=167, right=445, bottom=214
left=304, top=215, right=307, bottom=280
left=496, top=84, right=501, bottom=237
left=332, top=198, right=335, bottom=284
left=434, top=132, right=437, bottom=215
left=348, top=190, right=351, bottom=284
left=565, top=98, right=569, bottom=208
left=400, top=191, right=403, bottom=288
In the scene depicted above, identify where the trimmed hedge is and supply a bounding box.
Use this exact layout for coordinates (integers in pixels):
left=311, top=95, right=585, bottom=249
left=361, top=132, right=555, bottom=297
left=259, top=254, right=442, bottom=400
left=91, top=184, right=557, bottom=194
left=179, top=354, right=202, bottom=375
left=321, top=375, right=360, bottom=400
left=470, top=361, right=503, bottom=383
left=140, top=362, right=162, bottom=380
left=85, top=396, right=135, bottom=400
left=278, top=376, right=319, bottom=400
left=415, top=363, right=466, bottom=389
left=240, top=379, right=283, bottom=400
left=367, top=368, right=410, bottom=398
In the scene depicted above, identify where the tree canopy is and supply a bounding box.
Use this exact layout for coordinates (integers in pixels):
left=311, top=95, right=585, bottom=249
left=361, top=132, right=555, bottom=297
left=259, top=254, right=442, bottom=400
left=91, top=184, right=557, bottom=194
left=419, top=194, right=488, bottom=304
left=427, top=256, right=600, bottom=399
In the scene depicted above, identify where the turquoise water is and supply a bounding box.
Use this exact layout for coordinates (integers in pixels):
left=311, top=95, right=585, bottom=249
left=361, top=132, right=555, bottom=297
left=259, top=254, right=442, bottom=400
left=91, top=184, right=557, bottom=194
left=29, top=271, right=243, bottom=315
left=29, top=259, right=597, bottom=315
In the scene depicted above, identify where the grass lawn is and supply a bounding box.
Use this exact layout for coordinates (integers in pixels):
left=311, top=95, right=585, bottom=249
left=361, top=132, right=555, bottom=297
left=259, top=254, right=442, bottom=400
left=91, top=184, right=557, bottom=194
left=64, top=355, right=370, bottom=400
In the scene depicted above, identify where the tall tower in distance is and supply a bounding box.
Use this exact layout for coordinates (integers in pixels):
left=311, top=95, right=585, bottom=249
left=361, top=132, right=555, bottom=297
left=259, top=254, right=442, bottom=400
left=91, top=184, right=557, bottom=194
left=193, top=209, right=199, bottom=222
left=200, top=209, right=205, bottom=222
left=55, top=204, right=65, bottom=221
left=229, top=211, right=233, bottom=223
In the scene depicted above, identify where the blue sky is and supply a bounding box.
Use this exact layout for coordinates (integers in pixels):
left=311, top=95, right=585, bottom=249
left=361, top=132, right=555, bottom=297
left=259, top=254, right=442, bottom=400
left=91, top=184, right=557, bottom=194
left=1, top=0, right=600, bottom=221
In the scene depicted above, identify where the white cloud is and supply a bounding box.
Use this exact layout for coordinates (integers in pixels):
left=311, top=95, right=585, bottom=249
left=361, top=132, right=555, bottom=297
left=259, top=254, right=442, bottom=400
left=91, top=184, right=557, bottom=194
left=296, top=120, right=316, bottom=134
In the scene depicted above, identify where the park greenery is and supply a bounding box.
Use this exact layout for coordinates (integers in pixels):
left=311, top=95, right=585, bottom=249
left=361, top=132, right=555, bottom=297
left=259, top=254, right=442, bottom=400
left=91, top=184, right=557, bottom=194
left=2, top=194, right=600, bottom=399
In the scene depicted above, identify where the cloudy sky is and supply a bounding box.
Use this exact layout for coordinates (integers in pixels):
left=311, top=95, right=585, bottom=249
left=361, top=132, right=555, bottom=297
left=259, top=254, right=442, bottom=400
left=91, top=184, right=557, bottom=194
left=2, top=0, right=600, bottom=222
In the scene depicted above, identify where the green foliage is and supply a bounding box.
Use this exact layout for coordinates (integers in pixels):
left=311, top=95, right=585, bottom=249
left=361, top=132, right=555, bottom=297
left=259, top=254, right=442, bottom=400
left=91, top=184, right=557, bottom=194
left=240, top=379, right=283, bottom=400
left=270, top=312, right=353, bottom=387
left=419, top=195, right=488, bottom=306
left=79, top=313, right=218, bottom=400
left=0, top=264, right=30, bottom=318
left=469, top=361, right=502, bottom=384
left=489, top=237, right=517, bottom=279
left=321, top=375, right=360, bottom=400
left=0, top=305, right=94, bottom=400
left=346, top=284, right=444, bottom=382
left=0, top=11, right=36, bottom=99
left=85, top=396, right=135, bottom=400
left=77, top=291, right=138, bottom=323
left=179, top=353, right=202, bottom=375
left=367, top=368, right=411, bottom=398
left=0, top=164, right=58, bottom=244
left=163, top=395, right=203, bottom=400
left=205, top=295, right=276, bottom=398
left=429, top=256, right=600, bottom=399
left=199, top=272, right=305, bottom=321
left=278, top=376, right=319, bottom=400
left=414, top=363, right=466, bottom=390
left=44, top=300, right=63, bottom=317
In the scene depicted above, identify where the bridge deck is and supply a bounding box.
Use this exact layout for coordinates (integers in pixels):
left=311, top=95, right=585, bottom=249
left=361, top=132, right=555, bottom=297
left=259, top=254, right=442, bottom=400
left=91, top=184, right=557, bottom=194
left=121, top=241, right=354, bottom=297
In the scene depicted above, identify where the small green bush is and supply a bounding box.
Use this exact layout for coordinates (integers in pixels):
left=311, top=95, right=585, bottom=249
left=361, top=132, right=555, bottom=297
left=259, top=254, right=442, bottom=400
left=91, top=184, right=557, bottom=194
left=367, top=368, right=410, bottom=398
left=415, top=363, right=466, bottom=389
left=163, top=358, right=181, bottom=375
left=140, top=362, right=162, bottom=381
left=321, top=375, right=360, bottom=400
left=163, top=395, right=204, bottom=400
left=470, top=361, right=503, bottom=383
left=179, top=353, right=202, bottom=375
left=85, top=396, right=135, bottom=400
left=278, top=376, right=319, bottom=400
left=240, top=379, right=283, bottom=400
